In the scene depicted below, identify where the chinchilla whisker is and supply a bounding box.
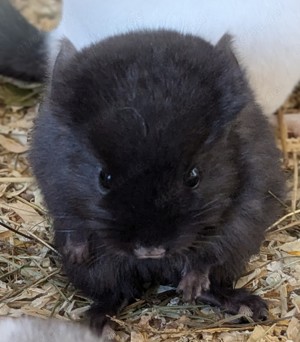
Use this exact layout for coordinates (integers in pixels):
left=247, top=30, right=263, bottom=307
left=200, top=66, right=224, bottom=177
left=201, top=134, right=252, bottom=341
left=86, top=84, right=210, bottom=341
left=89, top=242, right=118, bottom=255
left=55, top=228, right=115, bottom=235
left=191, top=220, right=216, bottom=226
left=93, top=245, right=111, bottom=252
left=191, top=240, right=218, bottom=247
left=175, top=247, right=191, bottom=255
left=192, top=198, right=219, bottom=211
left=192, top=207, right=221, bottom=220
left=86, top=253, right=110, bottom=267
left=89, top=244, right=109, bottom=254
left=196, top=233, right=222, bottom=240
left=88, top=248, right=120, bottom=266
left=53, top=214, right=116, bottom=222
left=56, top=229, right=79, bottom=233
left=192, top=200, right=221, bottom=219
left=193, top=207, right=218, bottom=224
left=201, top=234, right=220, bottom=239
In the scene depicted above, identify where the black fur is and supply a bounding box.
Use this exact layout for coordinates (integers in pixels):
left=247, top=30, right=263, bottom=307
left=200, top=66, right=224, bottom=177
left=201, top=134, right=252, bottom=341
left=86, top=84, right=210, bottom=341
left=0, top=0, right=46, bottom=82
left=29, top=30, right=285, bottom=330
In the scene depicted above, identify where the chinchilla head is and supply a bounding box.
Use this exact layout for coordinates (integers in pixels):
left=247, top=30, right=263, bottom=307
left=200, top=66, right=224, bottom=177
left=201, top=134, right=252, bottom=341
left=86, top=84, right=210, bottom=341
left=30, top=30, right=253, bottom=259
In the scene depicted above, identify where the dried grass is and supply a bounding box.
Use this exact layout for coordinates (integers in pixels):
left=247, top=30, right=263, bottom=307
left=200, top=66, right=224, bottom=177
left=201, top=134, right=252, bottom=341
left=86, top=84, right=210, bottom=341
left=0, top=1, right=299, bottom=341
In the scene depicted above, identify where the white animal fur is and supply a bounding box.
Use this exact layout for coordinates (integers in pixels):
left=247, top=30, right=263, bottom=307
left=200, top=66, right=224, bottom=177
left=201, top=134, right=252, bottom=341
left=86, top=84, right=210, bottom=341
left=0, top=317, right=107, bottom=342
left=47, top=0, right=300, bottom=121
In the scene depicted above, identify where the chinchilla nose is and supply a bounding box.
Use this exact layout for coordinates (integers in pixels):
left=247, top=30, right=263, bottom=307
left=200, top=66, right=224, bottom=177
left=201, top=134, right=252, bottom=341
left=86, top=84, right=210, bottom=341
left=134, top=246, right=166, bottom=259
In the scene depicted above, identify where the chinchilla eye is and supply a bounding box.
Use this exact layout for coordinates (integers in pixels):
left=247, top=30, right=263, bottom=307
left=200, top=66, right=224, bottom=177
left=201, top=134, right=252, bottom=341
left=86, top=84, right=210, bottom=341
left=99, top=169, right=112, bottom=190
left=184, top=167, right=200, bottom=189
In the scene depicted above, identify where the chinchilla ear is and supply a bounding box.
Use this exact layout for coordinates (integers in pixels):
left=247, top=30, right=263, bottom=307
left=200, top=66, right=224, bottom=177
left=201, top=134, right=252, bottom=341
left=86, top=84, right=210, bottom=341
left=50, top=38, right=77, bottom=93
left=215, top=33, right=240, bottom=68
left=204, top=33, right=252, bottom=144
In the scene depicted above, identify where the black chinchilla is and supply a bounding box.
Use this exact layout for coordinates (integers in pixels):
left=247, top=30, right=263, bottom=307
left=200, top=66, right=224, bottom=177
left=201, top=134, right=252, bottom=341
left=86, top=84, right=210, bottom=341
left=29, top=30, right=285, bottom=331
